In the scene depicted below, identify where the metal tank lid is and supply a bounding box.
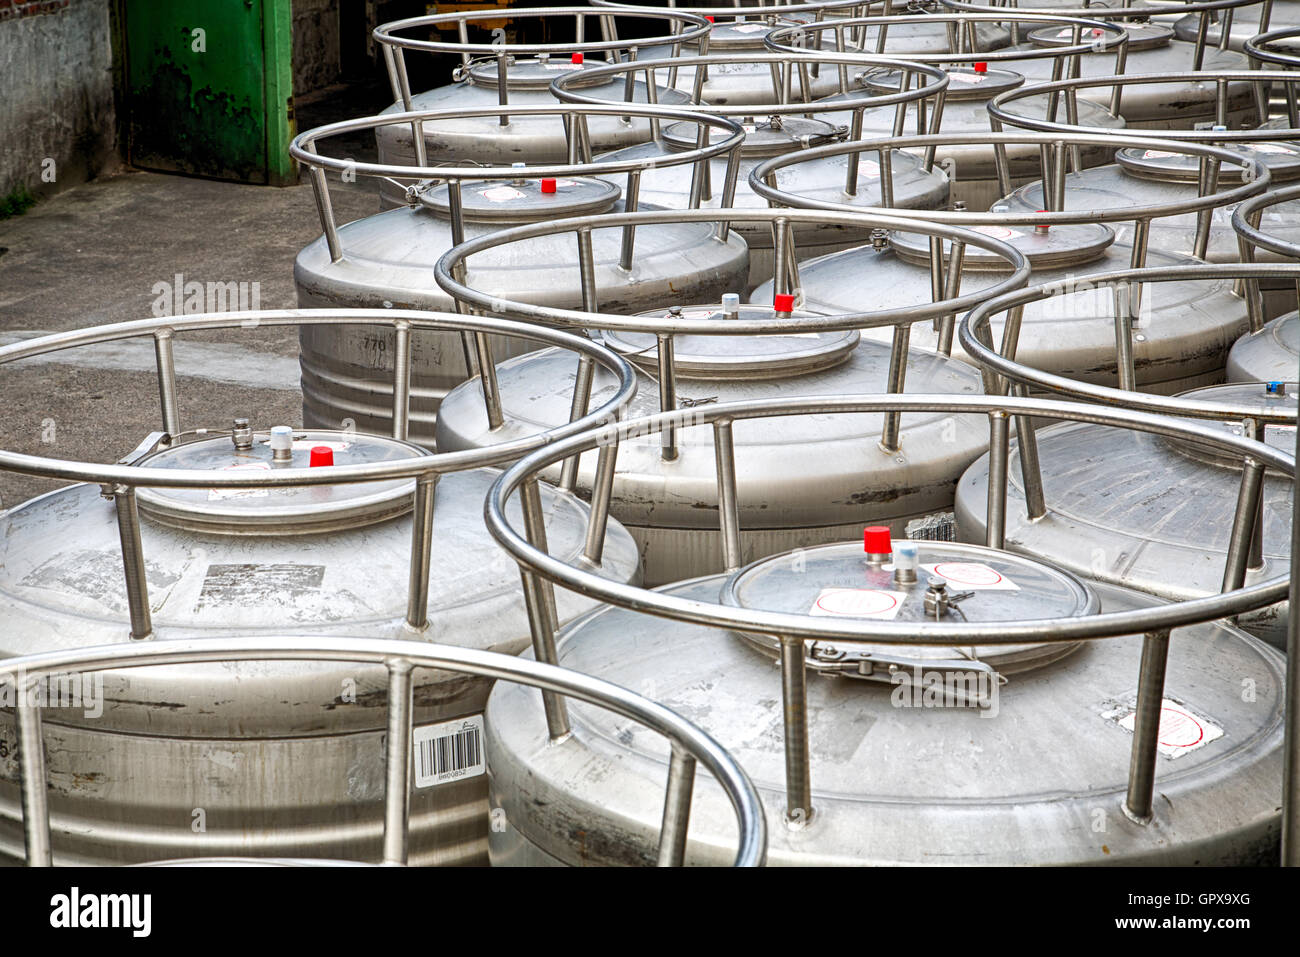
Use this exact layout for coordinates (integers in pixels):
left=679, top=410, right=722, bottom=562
left=465, top=54, right=622, bottom=91
left=1114, top=141, right=1300, bottom=184
left=1026, top=21, right=1174, bottom=51
left=858, top=65, right=1025, bottom=102
left=720, top=535, right=1097, bottom=678
left=134, top=427, right=420, bottom=535
left=707, top=16, right=811, bottom=50
left=662, top=116, right=842, bottom=157
left=889, top=219, right=1115, bottom=271
left=603, top=302, right=859, bottom=380
left=416, top=175, right=621, bottom=221
left=1159, top=381, right=1300, bottom=469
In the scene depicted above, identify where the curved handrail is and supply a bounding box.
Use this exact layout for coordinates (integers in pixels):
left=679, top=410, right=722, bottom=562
left=958, top=261, right=1300, bottom=416
left=290, top=104, right=746, bottom=260
left=0, top=636, right=767, bottom=867
left=988, top=68, right=1300, bottom=139
left=0, top=308, right=638, bottom=640
left=748, top=130, right=1272, bottom=316
left=481, top=391, right=1294, bottom=829
left=434, top=205, right=1030, bottom=458
left=1233, top=180, right=1300, bottom=259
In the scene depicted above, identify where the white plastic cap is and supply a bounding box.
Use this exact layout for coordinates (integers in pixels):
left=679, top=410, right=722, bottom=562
left=721, top=293, right=740, bottom=317
left=894, top=540, right=919, bottom=575
left=269, top=426, right=294, bottom=451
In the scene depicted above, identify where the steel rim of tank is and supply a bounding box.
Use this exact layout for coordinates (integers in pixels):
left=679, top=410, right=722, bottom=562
left=1234, top=178, right=1300, bottom=260
left=761, top=10, right=1130, bottom=62
left=1242, top=24, right=1300, bottom=68
left=0, top=636, right=767, bottom=868
left=0, top=309, right=637, bottom=641
left=291, top=104, right=749, bottom=259
left=959, top=261, right=1300, bottom=420
left=748, top=130, right=1271, bottom=231
left=483, top=392, right=1293, bottom=831
left=434, top=206, right=1031, bottom=334
left=548, top=50, right=951, bottom=118
left=937, top=0, right=1263, bottom=22
left=988, top=68, right=1300, bottom=139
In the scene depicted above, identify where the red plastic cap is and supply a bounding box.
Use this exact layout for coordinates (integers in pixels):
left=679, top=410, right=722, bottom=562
left=309, top=446, right=334, bottom=467
left=973, top=61, right=987, bottom=73
left=571, top=52, right=584, bottom=64
left=864, top=526, right=892, bottom=555
left=540, top=178, right=557, bottom=194
left=705, top=15, right=715, bottom=22
left=773, top=293, right=795, bottom=313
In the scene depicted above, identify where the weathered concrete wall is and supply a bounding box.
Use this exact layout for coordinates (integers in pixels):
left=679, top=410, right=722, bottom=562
left=0, top=0, right=118, bottom=202
left=292, top=0, right=341, bottom=97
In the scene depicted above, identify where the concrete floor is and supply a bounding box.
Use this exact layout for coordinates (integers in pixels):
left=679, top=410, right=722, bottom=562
left=0, top=84, right=388, bottom=508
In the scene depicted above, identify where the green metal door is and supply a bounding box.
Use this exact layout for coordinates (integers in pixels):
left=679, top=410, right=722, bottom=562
left=123, top=0, right=295, bottom=185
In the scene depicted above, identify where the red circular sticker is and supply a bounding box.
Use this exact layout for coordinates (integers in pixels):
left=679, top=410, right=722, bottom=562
left=1157, top=706, right=1205, bottom=749
left=815, top=589, right=898, bottom=616
left=932, top=562, right=1003, bottom=586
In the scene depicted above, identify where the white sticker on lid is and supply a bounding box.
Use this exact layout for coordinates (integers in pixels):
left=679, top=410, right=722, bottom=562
left=1111, top=699, right=1224, bottom=759
left=921, top=562, right=1019, bottom=590
left=1245, top=143, right=1295, bottom=155
left=1141, top=149, right=1180, bottom=160
left=857, top=159, right=881, bottom=180
left=809, top=587, right=908, bottom=619
left=946, top=72, right=984, bottom=84
left=743, top=124, right=758, bottom=134
left=208, top=462, right=271, bottom=501
left=730, top=22, right=769, bottom=33
left=543, top=63, right=585, bottom=72
left=480, top=185, right=526, bottom=202
left=974, top=225, right=1020, bottom=240
left=413, top=715, right=486, bottom=787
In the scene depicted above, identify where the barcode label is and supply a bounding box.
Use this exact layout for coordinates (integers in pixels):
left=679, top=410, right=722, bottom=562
left=413, top=715, right=486, bottom=788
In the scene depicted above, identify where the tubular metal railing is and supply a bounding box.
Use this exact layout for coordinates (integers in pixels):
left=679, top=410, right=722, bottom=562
left=988, top=68, right=1300, bottom=146
left=1235, top=180, right=1300, bottom=271
left=480, top=392, right=1295, bottom=847
left=938, top=0, right=1269, bottom=63
left=549, top=50, right=952, bottom=156
left=433, top=206, right=1030, bottom=463
left=372, top=7, right=713, bottom=115
left=749, top=131, right=1274, bottom=349
left=289, top=105, right=746, bottom=270
left=0, top=309, right=637, bottom=642
left=0, top=636, right=767, bottom=867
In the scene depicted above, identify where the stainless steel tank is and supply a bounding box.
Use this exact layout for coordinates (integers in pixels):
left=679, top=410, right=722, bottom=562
left=370, top=7, right=710, bottom=208
left=750, top=132, right=1266, bottom=392
left=433, top=208, right=1032, bottom=586
left=552, top=52, right=952, bottom=286
left=479, top=395, right=1290, bottom=865
left=0, top=310, right=642, bottom=866
left=952, top=267, right=1300, bottom=647
left=763, top=12, right=1129, bottom=209
left=997, top=137, right=1300, bottom=319
left=291, top=107, right=751, bottom=442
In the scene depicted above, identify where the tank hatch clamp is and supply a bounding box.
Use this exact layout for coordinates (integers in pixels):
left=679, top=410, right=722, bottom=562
left=806, top=643, right=1003, bottom=707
